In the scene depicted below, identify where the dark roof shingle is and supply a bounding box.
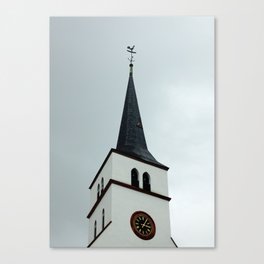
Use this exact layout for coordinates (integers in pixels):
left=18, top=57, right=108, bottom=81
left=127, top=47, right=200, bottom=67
left=116, top=64, right=166, bottom=168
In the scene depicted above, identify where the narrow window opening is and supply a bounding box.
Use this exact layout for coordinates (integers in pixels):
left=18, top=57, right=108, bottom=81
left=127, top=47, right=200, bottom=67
left=102, top=209, right=105, bottom=229
left=131, top=168, right=139, bottom=188
left=94, top=221, right=97, bottom=239
left=143, top=172, right=151, bottom=192
left=101, top=178, right=104, bottom=194
left=97, top=184, right=100, bottom=199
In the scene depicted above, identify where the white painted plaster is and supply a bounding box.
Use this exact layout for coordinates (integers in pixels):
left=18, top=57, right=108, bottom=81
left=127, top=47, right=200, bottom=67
left=90, top=154, right=112, bottom=206
left=111, top=152, right=169, bottom=196
left=88, top=188, right=112, bottom=244
left=91, top=184, right=174, bottom=247
left=89, top=152, right=174, bottom=247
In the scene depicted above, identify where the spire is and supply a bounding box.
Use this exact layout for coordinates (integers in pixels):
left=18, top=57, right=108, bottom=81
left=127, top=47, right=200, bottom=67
left=116, top=60, right=166, bottom=168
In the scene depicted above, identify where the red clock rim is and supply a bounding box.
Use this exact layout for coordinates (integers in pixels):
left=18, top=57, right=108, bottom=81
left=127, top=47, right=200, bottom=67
left=130, top=211, right=156, bottom=240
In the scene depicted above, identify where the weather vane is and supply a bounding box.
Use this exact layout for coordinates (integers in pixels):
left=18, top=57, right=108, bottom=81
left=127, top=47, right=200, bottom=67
left=127, top=45, right=136, bottom=64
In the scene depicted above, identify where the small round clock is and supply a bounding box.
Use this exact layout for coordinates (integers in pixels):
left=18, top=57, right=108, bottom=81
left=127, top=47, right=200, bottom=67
left=130, top=211, right=156, bottom=240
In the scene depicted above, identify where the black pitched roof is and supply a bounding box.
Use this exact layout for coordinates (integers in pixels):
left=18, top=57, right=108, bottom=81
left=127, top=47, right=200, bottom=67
left=116, top=64, right=167, bottom=168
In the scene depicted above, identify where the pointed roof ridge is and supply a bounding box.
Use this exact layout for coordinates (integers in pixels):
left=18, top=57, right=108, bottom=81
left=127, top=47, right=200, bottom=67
left=116, top=63, right=166, bottom=167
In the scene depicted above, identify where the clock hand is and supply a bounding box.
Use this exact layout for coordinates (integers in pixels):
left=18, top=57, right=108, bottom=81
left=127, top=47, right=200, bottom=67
left=142, top=219, right=148, bottom=228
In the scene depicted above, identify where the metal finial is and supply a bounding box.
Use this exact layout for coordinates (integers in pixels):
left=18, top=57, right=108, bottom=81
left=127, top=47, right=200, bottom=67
left=127, top=45, right=136, bottom=64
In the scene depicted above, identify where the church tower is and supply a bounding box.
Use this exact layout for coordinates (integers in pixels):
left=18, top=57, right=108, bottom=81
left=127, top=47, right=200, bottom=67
left=87, top=49, right=176, bottom=248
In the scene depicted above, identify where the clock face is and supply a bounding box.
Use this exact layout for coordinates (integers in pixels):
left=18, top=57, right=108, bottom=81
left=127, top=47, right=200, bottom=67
left=130, top=211, right=156, bottom=240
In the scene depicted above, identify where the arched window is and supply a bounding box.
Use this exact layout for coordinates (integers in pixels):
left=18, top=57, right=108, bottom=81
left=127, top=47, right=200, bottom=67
left=94, top=221, right=97, bottom=239
left=131, top=168, right=139, bottom=188
left=97, top=184, right=100, bottom=199
left=101, top=178, right=104, bottom=193
left=102, top=209, right=105, bottom=229
left=143, top=172, right=151, bottom=192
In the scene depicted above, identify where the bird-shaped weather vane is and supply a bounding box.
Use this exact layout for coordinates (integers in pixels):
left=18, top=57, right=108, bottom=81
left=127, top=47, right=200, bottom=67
left=127, top=45, right=136, bottom=64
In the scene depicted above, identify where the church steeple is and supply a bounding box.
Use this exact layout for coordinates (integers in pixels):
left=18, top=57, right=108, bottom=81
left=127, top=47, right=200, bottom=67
left=87, top=48, right=174, bottom=248
left=116, top=61, right=166, bottom=168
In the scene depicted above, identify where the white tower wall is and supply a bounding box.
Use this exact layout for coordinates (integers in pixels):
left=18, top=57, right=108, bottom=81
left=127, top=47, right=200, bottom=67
left=88, top=188, right=112, bottom=245
left=111, top=152, right=169, bottom=196
left=88, top=152, right=175, bottom=248
left=90, top=184, right=174, bottom=247
left=90, top=154, right=112, bottom=206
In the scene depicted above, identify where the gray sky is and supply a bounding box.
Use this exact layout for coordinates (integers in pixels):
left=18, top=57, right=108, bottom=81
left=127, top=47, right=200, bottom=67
left=50, top=16, right=214, bottom=247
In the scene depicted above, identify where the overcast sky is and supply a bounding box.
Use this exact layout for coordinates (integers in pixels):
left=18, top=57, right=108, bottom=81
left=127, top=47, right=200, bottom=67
left=50, top=16, right=214, bottom=248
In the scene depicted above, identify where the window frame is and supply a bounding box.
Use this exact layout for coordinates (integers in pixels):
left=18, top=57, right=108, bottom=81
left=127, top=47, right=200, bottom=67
left=143, top=172, right=151, bottom=192
left=131, top=168, right=139, bottom=188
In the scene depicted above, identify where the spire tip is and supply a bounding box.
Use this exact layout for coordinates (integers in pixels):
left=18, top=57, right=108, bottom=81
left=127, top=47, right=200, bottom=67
left=127, top=45, right=136, bottom=64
